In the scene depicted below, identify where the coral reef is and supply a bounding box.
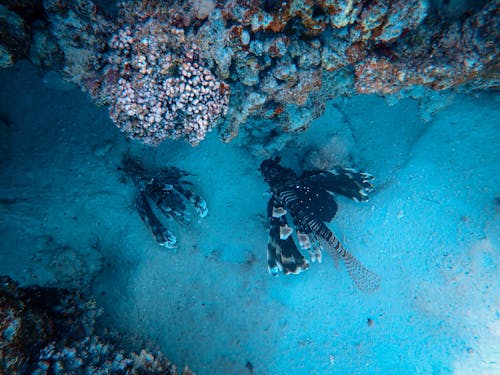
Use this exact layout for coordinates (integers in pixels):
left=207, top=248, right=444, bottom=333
left=39, top=0, right=230, bottom=146
left=1, top=0, right=497, bottom=147
left=0, top=276, right=192, bottom=374
left=191, top=0, right=498, bottom=141
left=39, top=0, right=113, bottom=83
left=103, top=10, right=229, bottom=145
left=355, top=1, right=500, bottom=94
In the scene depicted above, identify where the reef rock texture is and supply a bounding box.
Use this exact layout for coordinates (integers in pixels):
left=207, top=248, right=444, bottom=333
left=41, top=0, right=114, bottom=88
left=2, top=0, right=498, bottom=147
left=355, top=1, right=500, bottom=94
left=191, top=0, right=498, bottom=141
left=0, top=276, right=192, bottom=374
left=0, top=4, right=30, bottom=68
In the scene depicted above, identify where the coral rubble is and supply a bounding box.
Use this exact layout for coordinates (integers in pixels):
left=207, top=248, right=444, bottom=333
left=1, top=0, right=498, bottom=147
left=0, top=276, right=192, bottom=374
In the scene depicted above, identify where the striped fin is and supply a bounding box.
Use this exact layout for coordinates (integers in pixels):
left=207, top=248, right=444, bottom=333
left=145, top=184, right=191, bottom=224
left=301, top=168, right=374, bottom=202
left=305, top=232, right=323, bottom=263
left=156, top=166, right=190, bottom=184
left=136, top=191, right=177, bottom=248
left=319, top=236, right=380, bottom=292
left=174, top=184, right=208, bottom=217
left=266, top=198, right=309, bottom=276
left=278, top=183, right=338, bottom=226
left=121, top=157, right=154, bottom=189
left=343, top=251, right=380, bottom=293
left=294, top=208, right=333, bottom=240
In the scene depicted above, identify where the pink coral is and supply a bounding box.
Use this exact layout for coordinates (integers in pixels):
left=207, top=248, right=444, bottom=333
left=103, top=7, right=229, bottom=146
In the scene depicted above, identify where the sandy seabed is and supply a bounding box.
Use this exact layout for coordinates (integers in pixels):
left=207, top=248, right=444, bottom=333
left=1, top=61, right=499, bottom=374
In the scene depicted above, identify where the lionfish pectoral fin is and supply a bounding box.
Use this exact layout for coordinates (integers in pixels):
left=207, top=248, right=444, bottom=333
left=333, top=168, right=374, bottom=202
left=302, top=168, right=374, bottom=202
left=174, top=184, right=208, bottom=217
left=267, top=234, right=309, bottom=276
left=267, top=198, right=309, bottom=275
left=305, top=232, right=323, bottom=263
left=154, top=189, right=192, bottom=224
left=279, top=245, right=309, bottom=275
left=267, top=243, right=280, bottom=277
left=308, top=248, right=323, bottom=263
left=157, top=166, right=189, bottom=182
left=137, top=191, right=177, bottom=248
left=166, top=205, right=191, bottom=224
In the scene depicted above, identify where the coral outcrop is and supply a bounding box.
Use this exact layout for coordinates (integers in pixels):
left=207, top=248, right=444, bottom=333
left=1, top=0, right=498, bottom=147
left=189, top=0, right=498, bottom=140
left=0, top=276, right=192, bottom=374
left=40, top=0, right=113, bottom=84
left=355, top=1, right=500, bottom=94
left=103, top=7, right=229, bottom=145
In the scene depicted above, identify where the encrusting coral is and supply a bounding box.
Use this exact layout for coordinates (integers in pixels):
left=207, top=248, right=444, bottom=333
left=355, top=1, right=500, bottom=94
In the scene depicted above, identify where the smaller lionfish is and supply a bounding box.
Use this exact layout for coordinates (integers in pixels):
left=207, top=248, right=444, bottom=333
left=260, top=157, right=380, bottom=292
left=121, top=157, right=207, bottom=248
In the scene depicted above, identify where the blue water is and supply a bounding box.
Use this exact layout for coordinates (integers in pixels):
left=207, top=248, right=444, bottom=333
left=1, top=61, right=498, bottom=374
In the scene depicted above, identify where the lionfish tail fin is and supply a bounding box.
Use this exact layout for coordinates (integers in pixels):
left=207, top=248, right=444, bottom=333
left=320, top=236, right=380, bottom=292
left=342, top=251, right=380, bottom=293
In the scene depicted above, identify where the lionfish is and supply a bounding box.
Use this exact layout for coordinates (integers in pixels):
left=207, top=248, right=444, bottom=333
left=259, top=156, right=380, bottom=292
left=121, top=157, right=207, bottom=248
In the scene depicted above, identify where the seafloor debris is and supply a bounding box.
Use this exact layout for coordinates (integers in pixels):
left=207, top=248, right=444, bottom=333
left=121, top=157, right=208, bottom=248
left=0, top=276, right=191, bottom=374
left=260, top=156, right=380, bottom=292
left=1, top=0, right=498, bottom=147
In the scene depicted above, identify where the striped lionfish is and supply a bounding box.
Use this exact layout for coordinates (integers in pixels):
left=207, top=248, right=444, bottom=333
left=259, top=156, right=380, bottom=292
left=121, top=157, right=207, bottom=248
